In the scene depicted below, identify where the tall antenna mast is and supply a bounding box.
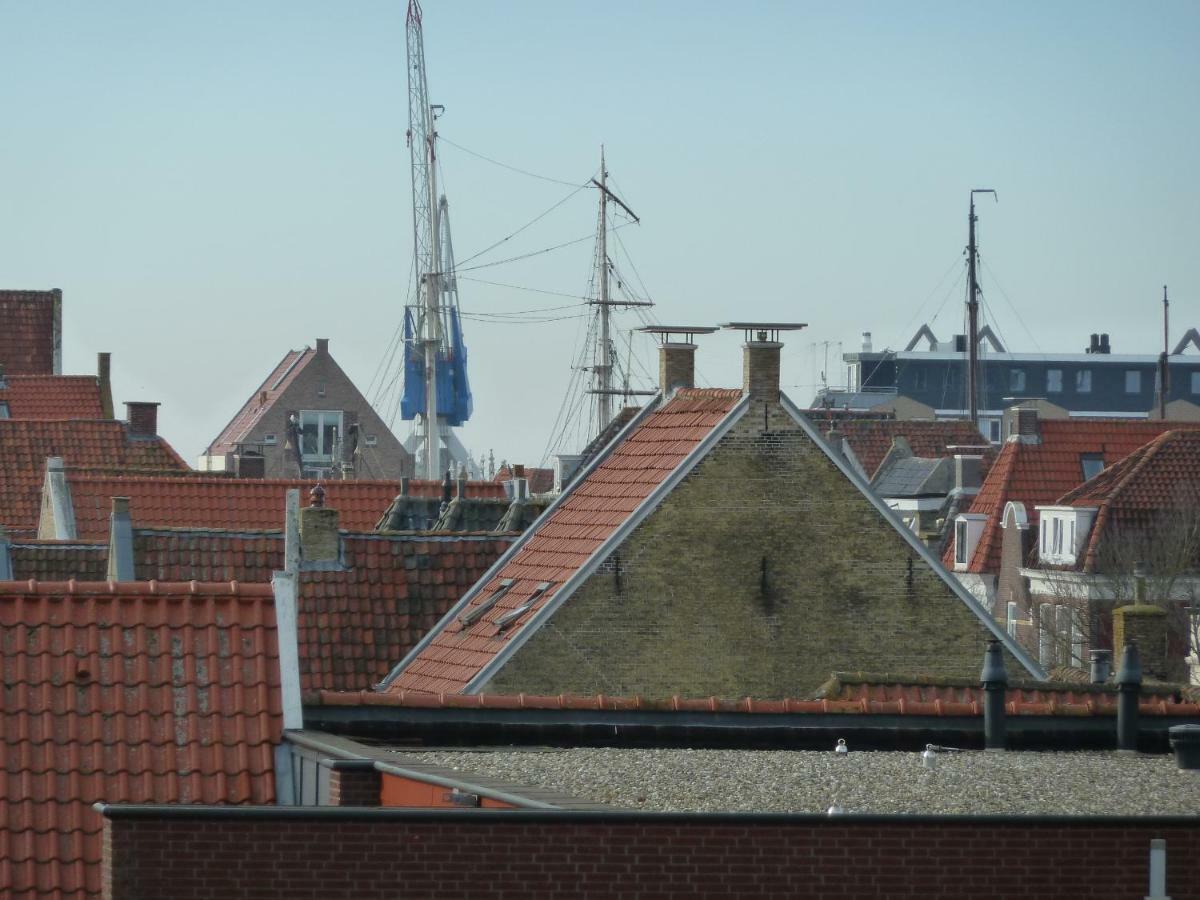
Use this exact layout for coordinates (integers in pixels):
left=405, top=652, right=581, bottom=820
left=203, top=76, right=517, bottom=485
left=1159, top=284, right=1170, bottom=419
left=966, top=189, right=997, bottom=427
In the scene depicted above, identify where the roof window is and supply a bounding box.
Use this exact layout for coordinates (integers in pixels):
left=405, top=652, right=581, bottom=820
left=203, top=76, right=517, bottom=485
left=495, top=582, right=553, bottom=631
left=1080, top=453, right=1105, bottom=481
left=0, top=401, right=9, bottom=419
left=458, top=578, right=514, bottom=628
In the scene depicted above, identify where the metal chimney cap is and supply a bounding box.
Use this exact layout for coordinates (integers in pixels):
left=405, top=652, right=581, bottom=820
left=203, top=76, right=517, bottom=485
left=721, top=322, right=807, bottom=342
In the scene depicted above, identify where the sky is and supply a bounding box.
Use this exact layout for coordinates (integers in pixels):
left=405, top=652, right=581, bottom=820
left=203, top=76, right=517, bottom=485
left=2, top=1, right=1198, bottom=471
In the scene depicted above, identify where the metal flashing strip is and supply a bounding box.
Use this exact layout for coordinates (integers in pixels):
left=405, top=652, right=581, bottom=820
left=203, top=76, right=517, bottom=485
left=780, top=393, right=1046, bottom=680
left=377, top=393, right=665, bottom=688
left=94, top=803, right=1200, bottom=827
left=464, top=394, right=752, bottom=693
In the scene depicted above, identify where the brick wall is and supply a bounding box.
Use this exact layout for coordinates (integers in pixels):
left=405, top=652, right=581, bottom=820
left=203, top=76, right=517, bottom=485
left=103, top=810, right=1200, bottom=900
left=327, top=766, right=380, bottom=807
left=996, top=504, right=1033, bottom=649
left=489, top=398, right=1024, bottom=698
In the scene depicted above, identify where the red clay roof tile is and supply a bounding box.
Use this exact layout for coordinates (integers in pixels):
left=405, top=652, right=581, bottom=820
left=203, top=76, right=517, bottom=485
left=0, top=376, right=103, bottom=419
left=0, top=420, right=189, bottom=539
left=0, top=290, right=59, bottom=376
left=0, top=579, right=280, bottom=897
left=388, top=388, right=744, bottom=695
left=944, top=419, right=1186, bottom=574
left=206, top=348, right=314, bottom=455
left=1055, top=428, right=1200, bottom=572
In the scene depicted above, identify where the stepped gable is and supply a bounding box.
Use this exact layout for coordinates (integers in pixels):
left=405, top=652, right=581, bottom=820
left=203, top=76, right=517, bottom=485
left=835, top=419, right=992, bottom=479
left=0, top=420, right=188, bottom=539
left=0, top=290, right=60, bottom=376
left=945, top=419, right=1185, bottom=575
left=0, top=376, right=103, bottom=419
left=298, top=532, right=517, bottom=692
left=386, top=388, right=745, bottom=695
left=1055, top=428, right=1200, bottom=572
left=0, top=579, right=280, bottom=897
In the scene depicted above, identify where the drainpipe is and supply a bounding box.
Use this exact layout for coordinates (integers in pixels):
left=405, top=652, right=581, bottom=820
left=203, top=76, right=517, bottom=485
left=1116, top=640, right=1142, bottom=753
left=1147, top=838, right=1171, bottom=900
left=980, top=638, right=1007, bottom=750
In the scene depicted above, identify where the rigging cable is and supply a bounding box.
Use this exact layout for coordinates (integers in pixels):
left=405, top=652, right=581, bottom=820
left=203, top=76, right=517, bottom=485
left=981, top=258, right=1043, bottom=355
left=455, top=222, right=634, bottom=273
left=439, top=135, right=594, bottom=188
left=456, top=182, right=591, bottom=268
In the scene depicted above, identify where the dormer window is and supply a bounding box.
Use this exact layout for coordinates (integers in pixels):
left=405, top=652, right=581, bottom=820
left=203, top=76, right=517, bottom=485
left=1035, top=505, right=1098, bottom=566
left=952, top=514, right=987, bottom=570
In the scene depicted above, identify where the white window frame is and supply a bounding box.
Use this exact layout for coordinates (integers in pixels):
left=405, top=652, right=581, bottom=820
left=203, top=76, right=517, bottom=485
left=1046, top=369, right=1063, bottom=393
left=1010, top=369, right=1026, bottom=392
left=1125, top=370, right=1141, bottom=394
left=954, top=520, right=968, bottom=565
left=298, top=410, right=343, bottom=463
left=1076, top=369, right=1092, bottom=393
left=1006, top=601, right=1019, bottom=637
left=262, top=433, right=278, bottom=445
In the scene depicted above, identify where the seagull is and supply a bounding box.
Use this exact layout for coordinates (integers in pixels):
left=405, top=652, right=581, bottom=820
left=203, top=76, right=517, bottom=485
left=835, top=738, right=848, bottom=755
left=922, top=744, right=938, bottom=770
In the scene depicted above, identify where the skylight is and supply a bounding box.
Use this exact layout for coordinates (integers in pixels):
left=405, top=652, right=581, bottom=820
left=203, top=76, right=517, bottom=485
left=495, top=582, right=553, bottom=631
left=458, top=578, right=514, bottom=628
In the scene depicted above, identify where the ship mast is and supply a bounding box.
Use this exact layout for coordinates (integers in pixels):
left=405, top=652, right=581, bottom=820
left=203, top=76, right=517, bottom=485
left=966, top=189, right=996, bottom=427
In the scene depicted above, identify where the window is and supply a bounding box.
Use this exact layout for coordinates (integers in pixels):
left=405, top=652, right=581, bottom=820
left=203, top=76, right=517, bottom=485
left=1076, top=370, right=1092, bottom=393
left=1192, top=372, right=1200, bottom=395
left=1051, top=517, right=1064, bottom=555
left=0, top=401, right=8, bottom=419
left=1125, top=370, right=1142, bottom=393
left=913, top=368, right=927, bottom=391
left=1006, top=601, right=1019, bottom=637
left=1080, top=454, right=1105, bottom=481
left=262, top=433, right=278, bottom=445
left=299, top=410, right=343, bottom=462
left=1071, top=618, right=1085, bottom=667
left=954, top=520, right=968, bottom=565
left=365, top=434, right=378, bottom=447
left=1056, top=605, right=1071, bottom=666
left=1046, top=369, right=1063, bottom=393
left=1038, top=603, right=1054, bottom=666
left=1010, top=369, right=1026, bottom=392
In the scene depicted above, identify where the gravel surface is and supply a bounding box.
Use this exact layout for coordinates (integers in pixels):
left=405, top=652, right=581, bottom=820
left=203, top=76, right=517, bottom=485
left=396, top=748, right=1200, bottom=815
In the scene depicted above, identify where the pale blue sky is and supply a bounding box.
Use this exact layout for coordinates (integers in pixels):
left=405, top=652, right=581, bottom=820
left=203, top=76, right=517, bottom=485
left=2, top=1, right=1197, bottom=467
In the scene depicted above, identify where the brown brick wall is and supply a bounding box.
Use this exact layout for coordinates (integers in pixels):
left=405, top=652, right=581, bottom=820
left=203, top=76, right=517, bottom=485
left=490, top=400, right=1023, bottom=698
left=996, top=505, right=1034, bottom=650
left=103, top=812, right=1200, bottom=900
left=328, top=767, right=381, bottom=806
left=237, top=348, right=411, bottom=479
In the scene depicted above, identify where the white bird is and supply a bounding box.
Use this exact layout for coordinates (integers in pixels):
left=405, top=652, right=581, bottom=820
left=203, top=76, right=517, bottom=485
left=827, top=803, right=845, bottom=816
left=835, top=738, right=848, bottom=755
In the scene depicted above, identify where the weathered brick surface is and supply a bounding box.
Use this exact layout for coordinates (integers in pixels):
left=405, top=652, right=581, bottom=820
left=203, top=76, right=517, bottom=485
left=103, top=813, right=1200, bottom=900
left=328, top=767, right=381, bottom=806
left=490, top=398, right=1022, bottom=698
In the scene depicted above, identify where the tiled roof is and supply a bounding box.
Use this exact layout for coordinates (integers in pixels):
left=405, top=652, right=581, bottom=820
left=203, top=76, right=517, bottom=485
left=61, top=475, right=436, bottom=540
left=494, top=465, right=555, bottom=494
left=0, top=579, right=280, bottom=897
left=945, top=419, right=1184, bottom=574
left=206, top=348, right=314, bottom=455
left=0, top=376, right=103, bottom=419
left=311, top=683, right=1200, bottom=717
left=834, top=419, right=992, bottom=479
left=374, top=480, right=517, bottom=531
left=299, top=533, right=516, bottom=692
left=388, top=388, right=745, bottom=695
left=1056, top=429, right=1200, bottom=572
left=8, top=541, right=108, bottom=581
left=0, top=290, right=58, bottom=376
left=134, top=529, right=285, bottom=582
left=0, top=420, right=189, bottom=539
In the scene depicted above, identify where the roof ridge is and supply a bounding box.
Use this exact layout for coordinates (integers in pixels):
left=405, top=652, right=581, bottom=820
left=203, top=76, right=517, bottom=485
left=0, top=579, right=275, bottom=596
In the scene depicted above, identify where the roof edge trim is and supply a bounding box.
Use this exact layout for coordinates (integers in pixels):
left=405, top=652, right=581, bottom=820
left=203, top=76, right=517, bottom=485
left=779, top=392, right=1045, bottom=680
left=464, top=393, right=752, bottom=693
left=377, top=392, right=666, bottom=689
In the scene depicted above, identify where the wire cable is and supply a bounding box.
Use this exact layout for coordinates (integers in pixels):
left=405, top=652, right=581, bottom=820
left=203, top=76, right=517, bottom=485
left=439, top=135, right=594, bottom=188
left=456, top=182, right=591, bottom=268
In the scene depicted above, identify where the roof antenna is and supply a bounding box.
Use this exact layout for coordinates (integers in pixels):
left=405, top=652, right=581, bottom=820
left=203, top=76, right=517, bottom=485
left=1159, top=285, right=1169, bottom=420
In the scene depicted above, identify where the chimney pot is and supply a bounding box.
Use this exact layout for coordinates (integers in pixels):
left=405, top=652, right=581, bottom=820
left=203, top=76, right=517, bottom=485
left=316, top=338, right=330, bottom=355
left=309, top=483, right=326, bottom=508
left=124, top=401, right=160, bottom=438
left=861, top=331, right=872, bottom=353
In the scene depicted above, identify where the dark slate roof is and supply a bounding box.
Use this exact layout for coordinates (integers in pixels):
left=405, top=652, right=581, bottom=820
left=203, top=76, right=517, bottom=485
left=873, top=457, right=953, bottom=498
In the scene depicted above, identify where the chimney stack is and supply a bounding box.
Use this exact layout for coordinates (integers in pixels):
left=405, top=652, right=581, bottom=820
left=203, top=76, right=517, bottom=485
left=97, top=353, right=114, bottom=419
left=299, top=484, right=340, bottom=567
left=637, top=326, right=717, bottom=396
left=124, top=401, right=160, bottom=438
left=106, top=497, right=134, bottom=581
left=861, top=331, right=873, bottom=353
left=722, top=322, right=807, bottom=401
left=316, top=338, right=330, bottom=355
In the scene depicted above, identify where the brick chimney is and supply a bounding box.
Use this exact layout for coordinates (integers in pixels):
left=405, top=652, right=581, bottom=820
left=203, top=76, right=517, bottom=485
left=637, top=326, right=717, bottom=396
left=125, top=401, right=160, bottom=438
left=316, top=338, right=330, bottom=355
left=97, top=353, right=114, bottom=419
left=722, top=323, right=806, bottom=400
